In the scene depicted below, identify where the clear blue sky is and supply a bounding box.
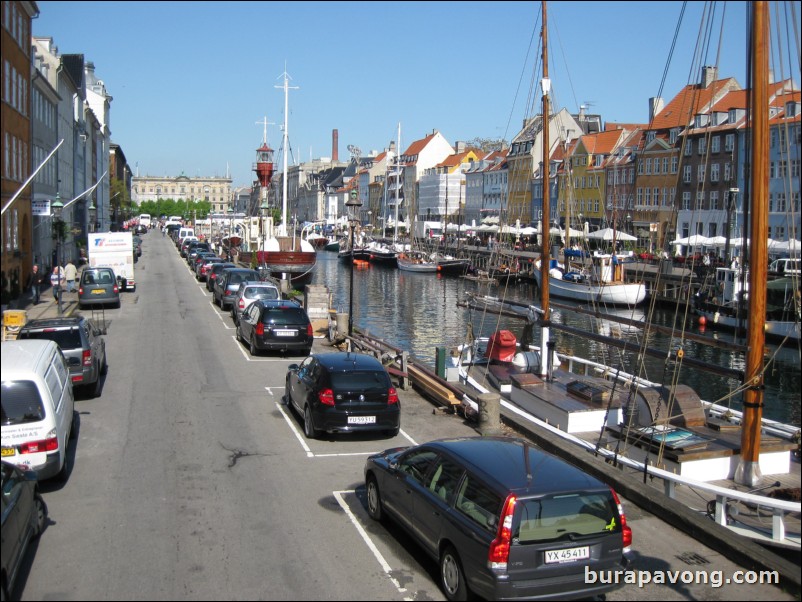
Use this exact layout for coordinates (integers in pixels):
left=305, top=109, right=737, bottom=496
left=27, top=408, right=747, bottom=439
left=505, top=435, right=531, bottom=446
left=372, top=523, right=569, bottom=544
left=33, top=1, right=776, bottom=188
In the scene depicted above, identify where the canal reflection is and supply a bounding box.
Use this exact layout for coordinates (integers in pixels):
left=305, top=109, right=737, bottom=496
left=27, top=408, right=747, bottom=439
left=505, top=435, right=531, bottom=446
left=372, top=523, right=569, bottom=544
left=311, top=252, right=800, bottom=426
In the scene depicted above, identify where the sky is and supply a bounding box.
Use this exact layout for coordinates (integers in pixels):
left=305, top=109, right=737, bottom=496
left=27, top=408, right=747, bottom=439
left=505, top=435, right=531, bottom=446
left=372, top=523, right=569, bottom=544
left=32, top=1, right=791, bottom=188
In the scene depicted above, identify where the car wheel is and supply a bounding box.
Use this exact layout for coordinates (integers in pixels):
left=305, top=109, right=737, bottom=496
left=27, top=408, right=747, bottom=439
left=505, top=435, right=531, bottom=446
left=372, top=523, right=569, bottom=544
left=90, top=372, right=102, bottom=398
left=249, top=335, right=260, bottom=356
left=366, top=475, right=383, bottom=521
left=55, top=456, right=69, bottom=482
left=32, top=493, right=47, bottom=537
left=440, top=546, right=468, bottom=602
left=303, top=406, right=319, bottom=439
left=100, top=355, right=108, bottom=375
left=236, top=325, right=242, bottom=343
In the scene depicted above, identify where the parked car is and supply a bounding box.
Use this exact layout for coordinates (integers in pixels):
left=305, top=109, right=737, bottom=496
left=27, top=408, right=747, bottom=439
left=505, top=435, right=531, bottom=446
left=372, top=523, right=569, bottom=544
left=17, top=317, right=107, bottom=398
left=77, top=267, right=121, bottom=309
left=285, top=351, right=399, bottom=438
left=364, top=436, right=632, bottom=601
left=230, top=280, right=281, bottom=326
left=197, top=257, right=225, bottom=282
left=1, top=461, right=47, bottom=600
left=191, top=252, right=217, bottom=275
left=213, top=268, right=260, bottom=310
left=238, top=299, right=313, bottom=357
left=206, top=262, right=236, bottom=292
left=186, top=242, right=211, bottom=264
left=1, top=339, right=75, bottom=481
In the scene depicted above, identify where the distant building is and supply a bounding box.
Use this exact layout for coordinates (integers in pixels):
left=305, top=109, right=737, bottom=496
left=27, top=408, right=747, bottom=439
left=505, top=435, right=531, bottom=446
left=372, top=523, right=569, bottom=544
left=132, top=173, right=232, bottom=215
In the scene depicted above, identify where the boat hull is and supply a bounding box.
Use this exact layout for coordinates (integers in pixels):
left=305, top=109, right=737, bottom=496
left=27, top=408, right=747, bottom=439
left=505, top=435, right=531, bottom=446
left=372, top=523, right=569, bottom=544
left=533, top=269, right=647, bottom=306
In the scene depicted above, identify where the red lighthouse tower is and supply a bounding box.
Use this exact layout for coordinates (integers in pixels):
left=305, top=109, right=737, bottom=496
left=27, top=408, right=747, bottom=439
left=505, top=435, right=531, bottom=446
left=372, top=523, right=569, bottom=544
left=253, top=116, right=275, bottom=188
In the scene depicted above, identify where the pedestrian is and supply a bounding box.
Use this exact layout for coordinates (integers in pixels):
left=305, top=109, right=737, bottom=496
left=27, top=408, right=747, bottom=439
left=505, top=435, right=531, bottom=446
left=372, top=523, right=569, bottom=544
left=50, top=265, right=64, bottom=301
left=64, top=259, right=78, bottom=293
left=27, top=264, right=44, bottom=305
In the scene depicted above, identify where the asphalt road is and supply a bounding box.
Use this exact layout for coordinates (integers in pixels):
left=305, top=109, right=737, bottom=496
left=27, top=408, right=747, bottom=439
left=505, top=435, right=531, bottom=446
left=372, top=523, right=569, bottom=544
left=14, top=231, right=796, bottom=601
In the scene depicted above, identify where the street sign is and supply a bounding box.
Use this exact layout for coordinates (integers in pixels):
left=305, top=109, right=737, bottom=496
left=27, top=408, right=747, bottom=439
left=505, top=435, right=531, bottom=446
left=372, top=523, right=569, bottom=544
left=32, top=200, right=51, bottom=216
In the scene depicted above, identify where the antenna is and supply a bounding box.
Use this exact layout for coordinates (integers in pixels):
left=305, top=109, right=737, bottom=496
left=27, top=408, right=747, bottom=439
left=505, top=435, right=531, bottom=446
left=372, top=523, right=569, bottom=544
left=347, top=144, right=361, bottom=162
left=256, top=116, right=275, bottom=144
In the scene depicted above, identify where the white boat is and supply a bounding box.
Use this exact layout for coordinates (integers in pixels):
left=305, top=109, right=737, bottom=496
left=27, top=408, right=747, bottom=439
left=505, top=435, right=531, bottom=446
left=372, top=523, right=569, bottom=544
left=532, top=254, right=647, bottom=306
left=694, top=266, right=801, bottom=342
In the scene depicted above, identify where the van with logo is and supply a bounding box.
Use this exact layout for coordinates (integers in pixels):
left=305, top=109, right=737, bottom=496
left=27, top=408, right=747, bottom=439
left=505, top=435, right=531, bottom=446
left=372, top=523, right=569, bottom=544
left=1, top=339, right=75, bottom=481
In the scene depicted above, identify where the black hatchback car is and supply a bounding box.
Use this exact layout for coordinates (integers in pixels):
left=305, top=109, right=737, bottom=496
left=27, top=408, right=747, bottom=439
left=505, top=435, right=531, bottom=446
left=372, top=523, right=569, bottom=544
left=285, top=351, right=400, bottom=439
left=237, top=300, right=313, bottom=357
left=364, top=436, right=631, bottom=601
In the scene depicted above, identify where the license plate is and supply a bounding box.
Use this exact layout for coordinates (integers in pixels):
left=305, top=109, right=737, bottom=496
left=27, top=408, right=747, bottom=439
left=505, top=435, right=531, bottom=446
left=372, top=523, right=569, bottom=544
left=92, top=289, right=106, bottom=294
left=1, top=447, right=15, bottom=457
left=275, top=330, right=296, bottom=337
left=348, top=416, right=376, bottom=425
left=545, top=546, right=589, bottom=564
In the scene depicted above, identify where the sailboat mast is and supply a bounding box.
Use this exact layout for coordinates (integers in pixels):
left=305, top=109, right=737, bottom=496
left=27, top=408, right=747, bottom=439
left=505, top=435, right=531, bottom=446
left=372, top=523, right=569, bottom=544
left=394, top=122, right=401, bottom=241
left=275, top=71, right=297, bottom=238
left=538, top=0, right=551, bottom=379
left=736, top=0, right=769, bottom=487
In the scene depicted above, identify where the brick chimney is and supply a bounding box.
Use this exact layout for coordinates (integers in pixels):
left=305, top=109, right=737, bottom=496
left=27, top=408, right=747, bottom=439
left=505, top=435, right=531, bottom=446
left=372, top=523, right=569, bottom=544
left=332, top=129, right=338, bottom=162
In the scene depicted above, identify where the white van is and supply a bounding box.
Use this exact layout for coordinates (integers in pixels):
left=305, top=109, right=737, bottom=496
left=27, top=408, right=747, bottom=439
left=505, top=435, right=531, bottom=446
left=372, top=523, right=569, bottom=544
left=1, top=339, right=75, bottom=480
left=178, top=227, right=195, bottom=241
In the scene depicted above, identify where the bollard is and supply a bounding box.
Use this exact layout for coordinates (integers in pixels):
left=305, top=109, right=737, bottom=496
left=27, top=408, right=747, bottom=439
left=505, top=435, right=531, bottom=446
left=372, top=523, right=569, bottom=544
left=336, top=312, right=349, bottom=337
left=477, top=392, right=502, bottom=436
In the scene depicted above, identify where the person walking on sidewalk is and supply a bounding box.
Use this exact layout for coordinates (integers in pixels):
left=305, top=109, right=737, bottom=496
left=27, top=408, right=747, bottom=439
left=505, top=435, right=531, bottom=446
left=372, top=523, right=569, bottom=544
left=27, top=264, right=44, bottom=305
left=50, top=265, right=64, bottom=301
left=64, top=260, right=78, bottom=293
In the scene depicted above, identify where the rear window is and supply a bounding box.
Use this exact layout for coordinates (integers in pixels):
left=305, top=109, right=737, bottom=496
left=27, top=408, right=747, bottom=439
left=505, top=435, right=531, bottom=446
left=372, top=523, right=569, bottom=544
left=1, top=381, right=46, bottom=425
left=82, top=270, right=114, bottom=284
left=261, top=307, right=308, bottom=325
left=227, top=272, right=258, bottom=286
left=330, top=370, right=390, bottom=390
left=245, top=287, right=278, bottom=300
left=513, top=492, right=619, bottom=543
left=19, top=329, right=82, bottom=349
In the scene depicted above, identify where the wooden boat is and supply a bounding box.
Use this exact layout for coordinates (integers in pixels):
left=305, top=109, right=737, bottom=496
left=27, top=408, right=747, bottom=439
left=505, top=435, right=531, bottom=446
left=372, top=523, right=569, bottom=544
left=397, top=250, right=471, bottom=275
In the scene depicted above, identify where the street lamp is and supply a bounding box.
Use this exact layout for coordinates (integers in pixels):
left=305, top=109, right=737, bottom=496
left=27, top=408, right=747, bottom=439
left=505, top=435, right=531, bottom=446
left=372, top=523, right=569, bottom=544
left=88, top=199, right=97, bottom=232
left=51, top=192, right=64, bottom=315
left=345, top=188, right=362, bottom=336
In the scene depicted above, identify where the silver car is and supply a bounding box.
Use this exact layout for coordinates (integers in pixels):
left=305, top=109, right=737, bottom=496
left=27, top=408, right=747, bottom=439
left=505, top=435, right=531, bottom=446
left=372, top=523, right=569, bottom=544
left=230, top=280, right=280, bottom=326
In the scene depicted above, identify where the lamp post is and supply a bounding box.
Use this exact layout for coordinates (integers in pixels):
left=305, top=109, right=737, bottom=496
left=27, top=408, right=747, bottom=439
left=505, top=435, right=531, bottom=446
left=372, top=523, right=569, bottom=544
left=346, top=189, right=362, bottom=336
left=52, top=193, right=64, bottom=316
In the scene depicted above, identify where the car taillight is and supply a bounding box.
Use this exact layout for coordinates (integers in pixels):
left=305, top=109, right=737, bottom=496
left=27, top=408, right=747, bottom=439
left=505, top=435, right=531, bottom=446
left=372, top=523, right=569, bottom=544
left=78, top=286, right=84, bottom=294
left=306, top=324, right=313, bottom=336
left=19, top=436, right=59, bottom=454
left=488, top=494, right=516, bottom=569
left=113, top=284, right=119, bottom=293
left=255, top=323, right=264, bottom=336
left=611, top=489, right=632, bottom=551
left=82, top=349, right=92, bottom=366
left=238, top=298, right=245, bottom=309
left=318, top=388, right=335, bottom=406
left=388, top=387, right=399, bottom=404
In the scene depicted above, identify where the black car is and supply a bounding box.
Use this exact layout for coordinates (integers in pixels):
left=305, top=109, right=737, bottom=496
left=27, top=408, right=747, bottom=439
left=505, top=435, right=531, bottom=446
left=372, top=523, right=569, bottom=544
left=237, top=300, right=313, bottom=357
left=285, top=351, right=400, bottom=439
left=364, top=436, right=631, bottom=601
left=1, top=461, right=47, bottom=600
left=213, top=268, right=260, bottom=310
left=206, top=262, right=236, bottom=291
left=17, top=316, right=107, bottom=398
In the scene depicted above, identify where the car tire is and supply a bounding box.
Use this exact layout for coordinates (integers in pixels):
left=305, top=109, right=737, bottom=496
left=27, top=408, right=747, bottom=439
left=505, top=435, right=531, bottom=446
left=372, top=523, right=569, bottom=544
left=366, top=475, right=383, bottom=521
left=90, top=372, right=102, bottom=398
left=249, top=336, right=260, bottom=356
left=303, top=406, right=319, bottom=439
left=32, top=493, right=48, bottom=537
left=440, top=546, right=468, bottom=602
left=100, top=356, right=108, bottom=375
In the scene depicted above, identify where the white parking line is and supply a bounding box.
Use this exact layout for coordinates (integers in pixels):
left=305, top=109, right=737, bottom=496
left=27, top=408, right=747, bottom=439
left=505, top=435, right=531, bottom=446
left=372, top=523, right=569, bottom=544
left=277, top=401, right=313, bottom=456
left=333, top=490, right=409, bottom=598
left=231, top=336, right=300, bottom=362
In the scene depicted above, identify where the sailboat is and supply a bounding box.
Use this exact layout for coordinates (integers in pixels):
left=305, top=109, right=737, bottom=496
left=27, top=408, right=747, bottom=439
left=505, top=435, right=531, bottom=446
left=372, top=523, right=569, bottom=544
left=258, top=72, right=316, bottom=287
left=458, top=0, right=800, bottom=551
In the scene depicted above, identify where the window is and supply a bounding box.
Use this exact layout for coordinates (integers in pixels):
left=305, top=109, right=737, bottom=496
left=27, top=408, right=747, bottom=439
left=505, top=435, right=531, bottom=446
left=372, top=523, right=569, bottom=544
left=725, top=134, right=735, bottom=152
left=697, top=138, right=707, bottom=155
left=0, top=381, right=45, bottom=424
left=697, top=164, right=706, bottom=182
left=454, top=475, right=501, bottom=532
left=398, top=449, right=439, bottom=485
left=710, top=191, right=719, bottom=210
left=683, top=165, right=692, bottom=183
left=426, top=458, right=464, bottom=504
left=710, top=164, right=720, bottom=182
left=514, top=492, right=619, bottom=544
left=711, top=136, right=721, bottom=153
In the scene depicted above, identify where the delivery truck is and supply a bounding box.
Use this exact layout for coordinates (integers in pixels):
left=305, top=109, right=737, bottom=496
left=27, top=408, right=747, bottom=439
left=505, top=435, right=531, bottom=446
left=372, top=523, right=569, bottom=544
left=87, top=231, right=136, bottom=291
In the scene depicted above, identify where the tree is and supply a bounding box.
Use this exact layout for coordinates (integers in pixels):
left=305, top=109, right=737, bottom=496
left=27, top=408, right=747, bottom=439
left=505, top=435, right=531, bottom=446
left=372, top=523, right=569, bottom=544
left=465, top=137, right=507, bottom=152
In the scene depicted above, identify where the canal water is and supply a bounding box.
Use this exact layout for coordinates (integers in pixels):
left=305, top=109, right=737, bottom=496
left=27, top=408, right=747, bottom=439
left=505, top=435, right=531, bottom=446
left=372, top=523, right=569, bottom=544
left=310, top=251, right=801, bottom=427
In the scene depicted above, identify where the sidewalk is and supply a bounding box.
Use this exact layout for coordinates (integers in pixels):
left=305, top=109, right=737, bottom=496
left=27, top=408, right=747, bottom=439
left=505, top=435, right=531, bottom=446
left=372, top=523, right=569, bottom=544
left=2, top=286, right=78, bottom=330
